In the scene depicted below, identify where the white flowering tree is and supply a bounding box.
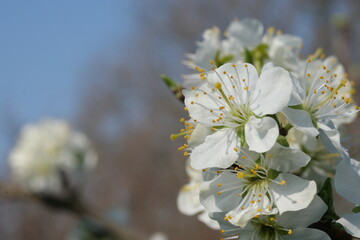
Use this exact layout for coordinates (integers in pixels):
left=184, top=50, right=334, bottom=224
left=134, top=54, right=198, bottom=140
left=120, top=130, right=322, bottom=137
left=165, top=18, right=360, bottom=240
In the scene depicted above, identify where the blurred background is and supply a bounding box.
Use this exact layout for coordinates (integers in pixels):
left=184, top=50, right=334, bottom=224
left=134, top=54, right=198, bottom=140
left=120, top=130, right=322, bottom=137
left=0, top=0, right=360, bottom=239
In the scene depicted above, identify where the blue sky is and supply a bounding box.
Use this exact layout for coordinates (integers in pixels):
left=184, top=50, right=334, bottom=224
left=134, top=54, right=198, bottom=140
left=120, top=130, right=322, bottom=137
left=0, top=1, right=135, bottom=172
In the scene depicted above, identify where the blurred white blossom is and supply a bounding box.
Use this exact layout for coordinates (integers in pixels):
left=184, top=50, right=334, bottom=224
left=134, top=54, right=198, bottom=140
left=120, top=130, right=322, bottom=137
left=9, top=119, right=97, bottom=194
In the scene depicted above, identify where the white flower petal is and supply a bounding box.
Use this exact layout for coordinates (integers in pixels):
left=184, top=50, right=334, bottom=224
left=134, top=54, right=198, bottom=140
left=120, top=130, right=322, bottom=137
left=277, top=195, right=327, bottom=228
left=193, top=27, right=221, bottom=70
left=209, top=212, right=255, bottom=238
left=318, top=122, right=349, bottom=160
left=226, top=18, right=263, bottom=49
left=182, top=73, right=205, bottom=89
left=270, top=173, right=317, bottom=214
left=188, top=124, right=212, bottom=148
left=261, top=62, right=275, bottom=72
left=245, top=116, right=279, bottom=153
left=199, top=172, right=242, bottom=212
left=197, top=211, right=220, bottom=230
left=283, top=228, right=330, bottom=240
left=266, top=143, right=311, bottom=172
left=268, top=34, right=302, bottom=71
left=177, top=182, right=203, bottom=215
left=334, top=158, right=360, bottom=205
left=183, top=85, right=226, bottom=126
left=208, top=63, right=258, bottom=104
left=190, top=129, right=240, bottom=169
left=282, top=107, right=319, bottom=137
left=288, top=73, right=306, bottom=106
left=250, top=67, right=292, bottom=116
left=337, top=213, right=360, bottom=238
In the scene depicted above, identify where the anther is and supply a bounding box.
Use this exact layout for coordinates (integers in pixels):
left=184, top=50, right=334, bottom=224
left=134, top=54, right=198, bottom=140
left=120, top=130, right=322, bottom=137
left=237, top=172, right=244, bottom=179
left=214, top=82, right=222, bottom=89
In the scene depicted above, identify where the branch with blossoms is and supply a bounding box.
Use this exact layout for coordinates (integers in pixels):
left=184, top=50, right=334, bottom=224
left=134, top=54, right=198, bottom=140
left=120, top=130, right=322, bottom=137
left=165, top=18, right=360, bottom=240
left=2, top=119, right=143, bottom=240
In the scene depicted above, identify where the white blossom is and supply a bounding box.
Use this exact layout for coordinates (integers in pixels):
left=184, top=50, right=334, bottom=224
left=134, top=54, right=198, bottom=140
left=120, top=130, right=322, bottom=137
left=183, top=63, right=292, bottom=169
left=211, top=195, right=329, bottom=240
left=9, top=119, right=97, bottom=194
left=199, top=144, right=316, bottom=227
left=284, top=56, right=358, bottom=137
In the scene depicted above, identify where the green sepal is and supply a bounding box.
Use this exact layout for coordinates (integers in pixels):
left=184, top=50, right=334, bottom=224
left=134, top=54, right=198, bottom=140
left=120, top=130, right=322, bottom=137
left=267, top=169, right=280, bottom=180
left=318, top=178, right=339, bottom=221
left=288, top=104, right=304, bottom=110
left=276, top=135, right=289, bottom=147
left=352, top=206, right=360, bottom=213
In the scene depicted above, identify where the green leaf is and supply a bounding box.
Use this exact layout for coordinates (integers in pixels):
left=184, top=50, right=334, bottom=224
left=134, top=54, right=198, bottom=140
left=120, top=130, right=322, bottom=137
left=318, top=178, right=339, bottom=221
left=352, top=206, right=360, bottom=213
left=243, top=48, right=253, bottom=64
left=160, top=74, right=180, bottom=91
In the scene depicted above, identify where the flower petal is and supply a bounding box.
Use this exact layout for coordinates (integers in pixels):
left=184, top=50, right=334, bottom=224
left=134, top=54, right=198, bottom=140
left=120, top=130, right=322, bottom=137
left=193, top=27, right=221, bottom=70
left=177, top=182, right=203, bottom=215
left=334, top=158, right=360, bottom=205
left=283, top=228, right=330, bottom=240
left=188, top=124, right=212, bottom=148
left=282, top=107, right=319, bottom=137
left=226, top=18, right=263, bottom=49
left=183, top=84, right=226, bottom=126
left=245, top=116, right=279, bottom=153
left=270, top=173, right=317, bottom=214
left=199, top=172, right=242, bottom=212
left=266, top=143, right=311, bottom=172
left=277, top=195, right=327, bottom=228
left=268, top=34, right=302, bottom=71
left=250, top=67, right=292, bottom=116
left=197, top=211, right=220, bottom=230
left=190, top=129, right=240, bottom=169
left=337, top=213, right=360, bottom=238
left=318, top=122, right=349, bottom=160
left=209, top=212, right=255, bottom=238
left=207, top=63, right=258, bottom=104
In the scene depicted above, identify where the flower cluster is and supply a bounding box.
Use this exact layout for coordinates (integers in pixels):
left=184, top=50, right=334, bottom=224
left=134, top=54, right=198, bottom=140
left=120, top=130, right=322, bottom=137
left=173, top=18, right=360, bottom=239
left=9, top=119, right=97, bottom=194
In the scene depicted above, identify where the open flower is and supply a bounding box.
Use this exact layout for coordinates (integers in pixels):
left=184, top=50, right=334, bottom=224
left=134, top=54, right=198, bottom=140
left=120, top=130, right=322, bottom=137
left=283, top=56, right=359, bottom=137
left=9, top=119, right=97, bottom=194
left=199, top=144, right=316, bottom=227
left=211, top=195, right=330, bottom=240
left=334, top=158, right=360, bottom=238
left=183, top=62, right=292, bottom=169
